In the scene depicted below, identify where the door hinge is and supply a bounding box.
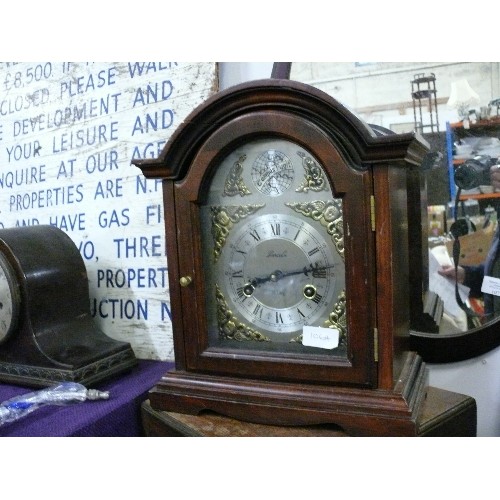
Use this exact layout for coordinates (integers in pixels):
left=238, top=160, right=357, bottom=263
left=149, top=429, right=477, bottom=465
left=373, top=327, right=379, bottom=362
left=370, top=195, right=376, bottom=232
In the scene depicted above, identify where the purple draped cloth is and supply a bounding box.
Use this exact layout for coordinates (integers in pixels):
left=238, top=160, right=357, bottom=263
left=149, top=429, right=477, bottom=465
left=0, top=360, right=173, bottom=437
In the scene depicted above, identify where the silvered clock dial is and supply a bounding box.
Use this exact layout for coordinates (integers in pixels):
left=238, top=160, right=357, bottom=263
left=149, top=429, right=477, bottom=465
left=0, top=252, right=20, bottom=345
left=201, top=138, right=346, bottom=355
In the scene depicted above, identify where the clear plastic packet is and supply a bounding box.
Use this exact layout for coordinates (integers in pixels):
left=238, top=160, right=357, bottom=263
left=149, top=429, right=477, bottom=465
left=0, top=382, right=109, bottom=426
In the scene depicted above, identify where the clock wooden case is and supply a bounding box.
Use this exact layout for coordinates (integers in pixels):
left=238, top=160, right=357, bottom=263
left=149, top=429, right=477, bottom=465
left=133, top=79, right=430, bottom=436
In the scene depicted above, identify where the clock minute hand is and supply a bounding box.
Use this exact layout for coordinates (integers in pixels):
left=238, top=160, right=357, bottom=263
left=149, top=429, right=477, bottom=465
left=279, top=263, right=335, bottom=279
left=249, top=264, right=335, bottom=288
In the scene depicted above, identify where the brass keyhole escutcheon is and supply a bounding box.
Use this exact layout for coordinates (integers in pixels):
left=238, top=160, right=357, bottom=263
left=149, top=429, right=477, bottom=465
left=180, top=276, right=193, bottom=287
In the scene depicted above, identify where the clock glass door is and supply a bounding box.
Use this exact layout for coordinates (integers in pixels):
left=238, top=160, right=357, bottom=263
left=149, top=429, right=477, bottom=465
left=200, top=138, right=349, bottom=360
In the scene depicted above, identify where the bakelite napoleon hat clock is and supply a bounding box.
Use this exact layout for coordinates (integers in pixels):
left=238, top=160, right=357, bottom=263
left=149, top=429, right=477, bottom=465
left=133, top=77, right=431, bottom=436
left=0, top=225, right=137, bottom=387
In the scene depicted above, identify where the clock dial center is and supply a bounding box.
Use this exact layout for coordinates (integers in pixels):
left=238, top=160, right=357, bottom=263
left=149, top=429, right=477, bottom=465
left=221, top=213, right=340, bottom=338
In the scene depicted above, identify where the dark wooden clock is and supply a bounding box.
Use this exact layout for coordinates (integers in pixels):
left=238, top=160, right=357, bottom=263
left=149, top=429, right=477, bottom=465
left=0, top=225, right=137, bottom=387
left=133, top=78, right=431, bottom=436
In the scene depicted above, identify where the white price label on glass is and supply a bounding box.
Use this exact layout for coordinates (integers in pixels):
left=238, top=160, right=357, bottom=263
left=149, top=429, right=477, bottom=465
left=481, top=275, right=500, bottom=296
left=302, top=326, right=339, bottom=350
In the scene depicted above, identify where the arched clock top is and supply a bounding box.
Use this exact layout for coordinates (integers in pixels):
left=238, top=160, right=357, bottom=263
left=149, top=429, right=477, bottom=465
left=132, top=79, right=429, bottom=181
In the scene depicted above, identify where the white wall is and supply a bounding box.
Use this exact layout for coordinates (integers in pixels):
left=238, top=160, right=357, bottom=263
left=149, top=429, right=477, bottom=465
left=428, top=347, right=500, bottom=436
left=290, top=62, right=500, bottom=133
left=219, top=62, right=500, bottom=436
left=219, top=62, right=274, bottom=90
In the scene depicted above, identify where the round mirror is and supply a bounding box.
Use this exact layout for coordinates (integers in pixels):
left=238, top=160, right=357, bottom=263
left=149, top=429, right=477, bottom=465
left=282, top=62, right=500, bottom=363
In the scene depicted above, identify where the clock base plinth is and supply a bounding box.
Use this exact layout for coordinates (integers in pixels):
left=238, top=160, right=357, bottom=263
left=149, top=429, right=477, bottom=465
left=149, top=352, right=429, bottom=437
left=142, top=386, right=477, bottom=437
left=0, top=343, right=138, bottom=388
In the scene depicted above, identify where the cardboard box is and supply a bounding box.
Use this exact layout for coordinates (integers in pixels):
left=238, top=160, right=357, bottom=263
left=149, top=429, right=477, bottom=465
left=445, top=224, right=495, bottom=266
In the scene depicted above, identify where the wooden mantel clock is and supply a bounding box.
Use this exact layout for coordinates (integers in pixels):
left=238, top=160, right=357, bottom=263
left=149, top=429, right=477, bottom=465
left=132, top=78, right=431, bottom=436
left=0, top=225, right=137, bottom=387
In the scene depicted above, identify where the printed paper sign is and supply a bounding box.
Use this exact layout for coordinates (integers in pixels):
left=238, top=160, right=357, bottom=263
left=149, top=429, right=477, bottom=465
left=481, top=275, right=500, bottom=296
left=302, top=326, right=339, bottom=350
left=0, top=62, right=218, bottom=361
